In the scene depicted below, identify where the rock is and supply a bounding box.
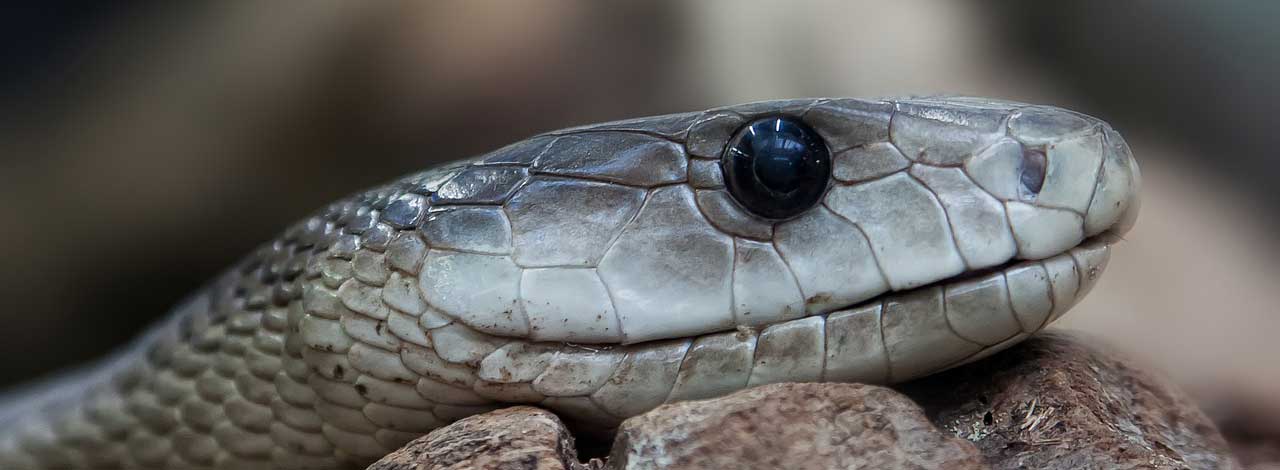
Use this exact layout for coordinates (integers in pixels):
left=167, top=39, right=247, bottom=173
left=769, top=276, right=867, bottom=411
left=1227, top=428, right=1280, bottom=470
left=374, top=333, right=1246, bottom=469
left=1205, top=396, right=1280, bottom=470
left=367, top=406, right=589, bottom=470
left=606, top=382, right=987, bottom=470
left=900, top=332, right=1242, bottom=470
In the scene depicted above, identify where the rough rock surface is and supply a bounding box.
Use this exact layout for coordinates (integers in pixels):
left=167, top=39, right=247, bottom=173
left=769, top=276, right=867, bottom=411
left=370, top=333, right=1247, bottom=469
left=1207, top=397, right=1280, bottom=470
left=607, top=382, right=987, bottom=470
left=1224, top=423, right=1280, bottom=470
left=901, top=332, right=1242, bottom=470
left=366, top=406, right=587, bottom=470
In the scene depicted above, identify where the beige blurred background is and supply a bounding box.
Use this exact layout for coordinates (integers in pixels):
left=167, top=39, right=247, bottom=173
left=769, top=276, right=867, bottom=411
left=2, top=0, right=1278, bottom=445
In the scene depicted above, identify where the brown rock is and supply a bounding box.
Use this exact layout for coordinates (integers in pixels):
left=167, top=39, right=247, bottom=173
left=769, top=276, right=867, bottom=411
left=1228, top=432, right=1280, bottom=470
left=1205, top=395, right=1280, bottom=469
left=606, top=382, right=987, bottom=470
left=900, top=332, right=1242, bottom=470
left=373, top=333, right=1245, bottom=469
left=367, top=406, right=588, bottom=470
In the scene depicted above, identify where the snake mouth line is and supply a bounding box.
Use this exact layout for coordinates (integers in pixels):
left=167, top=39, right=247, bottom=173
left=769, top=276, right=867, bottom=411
left=597, top=233, right=1120, bottom=349
left=937, top=232, right=1113, bottom=289
left=793, top=231, right=1121, bottom=330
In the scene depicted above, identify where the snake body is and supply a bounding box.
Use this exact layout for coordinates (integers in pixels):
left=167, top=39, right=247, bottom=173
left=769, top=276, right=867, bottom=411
left=0, top=97, right=1140, bottom=469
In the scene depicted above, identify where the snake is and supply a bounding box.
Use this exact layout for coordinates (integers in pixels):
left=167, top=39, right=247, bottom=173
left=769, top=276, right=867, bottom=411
left=0, top=96, right=1140, bottom=469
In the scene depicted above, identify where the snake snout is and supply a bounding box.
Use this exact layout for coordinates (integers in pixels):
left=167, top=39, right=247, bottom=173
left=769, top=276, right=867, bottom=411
left=1098, top=125, right=1141, bottom=237
left=958, top=106, right=1142, bottom=260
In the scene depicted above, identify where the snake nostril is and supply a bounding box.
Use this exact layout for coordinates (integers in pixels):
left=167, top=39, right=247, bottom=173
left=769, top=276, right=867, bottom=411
left=1019, top=147, right=1047, bottom=198
left=721, top=116, right=831, bottom=219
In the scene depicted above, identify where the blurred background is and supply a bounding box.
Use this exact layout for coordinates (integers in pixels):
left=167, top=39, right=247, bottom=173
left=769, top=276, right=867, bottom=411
left=1, top=0, right=1278, bottom=463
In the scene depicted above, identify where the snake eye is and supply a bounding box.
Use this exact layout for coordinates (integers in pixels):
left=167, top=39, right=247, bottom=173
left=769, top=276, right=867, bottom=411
left=721, top=117, right=832, bottom=219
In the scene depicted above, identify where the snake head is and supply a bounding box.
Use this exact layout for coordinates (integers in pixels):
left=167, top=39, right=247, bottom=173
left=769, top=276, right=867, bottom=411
left=393, top=97, right=1139, bottom=349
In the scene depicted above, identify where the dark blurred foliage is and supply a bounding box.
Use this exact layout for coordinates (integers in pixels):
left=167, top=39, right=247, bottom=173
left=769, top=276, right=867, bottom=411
left=1, top=3, right=140, bottom=99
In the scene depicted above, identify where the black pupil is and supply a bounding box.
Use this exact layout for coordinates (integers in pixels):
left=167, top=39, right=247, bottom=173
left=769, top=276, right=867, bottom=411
left=722, top=117, right=831, bottom=219
left=751, top=132, right=810, bottom=193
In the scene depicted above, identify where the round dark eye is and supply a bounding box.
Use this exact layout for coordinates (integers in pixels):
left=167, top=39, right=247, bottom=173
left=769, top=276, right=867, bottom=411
left=721, top=117, right=831, bottom=219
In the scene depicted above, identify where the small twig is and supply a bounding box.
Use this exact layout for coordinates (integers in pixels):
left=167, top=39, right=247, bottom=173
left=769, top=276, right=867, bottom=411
left=1021, top=398, right=1038, bottom=428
